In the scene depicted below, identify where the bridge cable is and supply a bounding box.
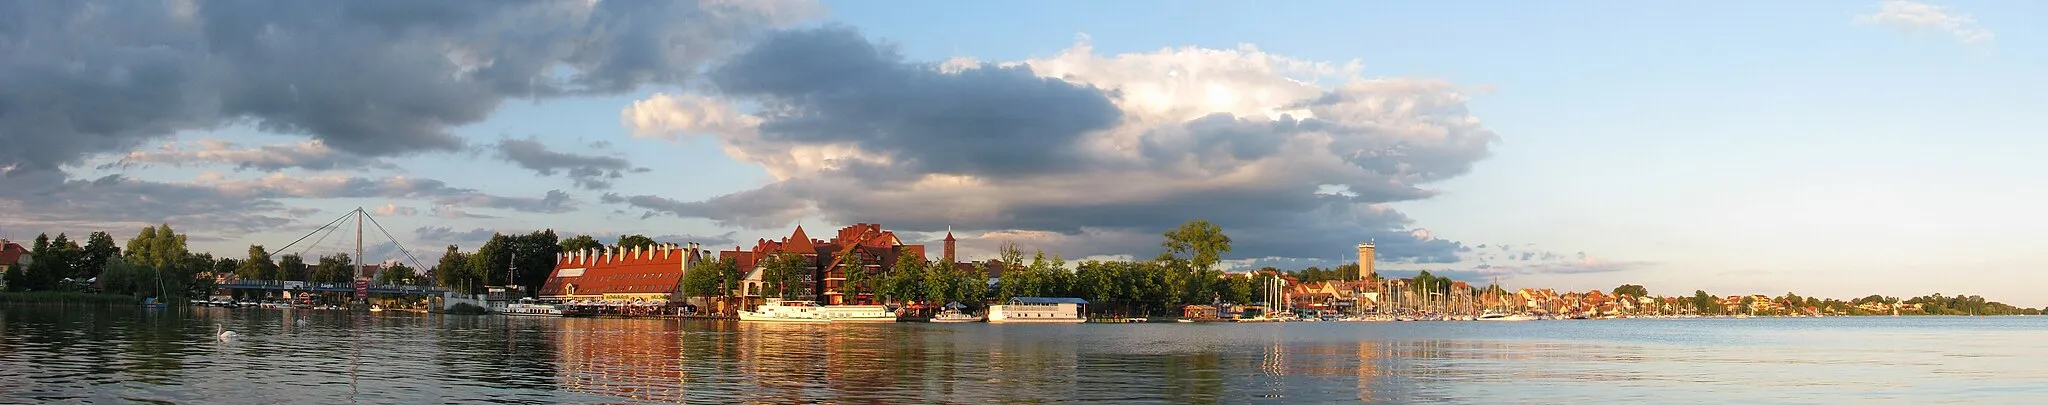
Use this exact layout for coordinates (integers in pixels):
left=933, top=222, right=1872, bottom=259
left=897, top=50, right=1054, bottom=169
left=359, top=210, right=433, bottom=283
left=274, top=210, right=357, bottom=253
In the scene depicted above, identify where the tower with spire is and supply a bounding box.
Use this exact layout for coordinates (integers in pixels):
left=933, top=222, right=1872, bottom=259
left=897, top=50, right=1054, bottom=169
left=943, top=226, right=957, bottom=263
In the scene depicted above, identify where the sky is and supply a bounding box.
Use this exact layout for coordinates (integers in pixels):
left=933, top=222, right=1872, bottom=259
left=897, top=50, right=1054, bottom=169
left=1, top=0, right=2042, bottom=306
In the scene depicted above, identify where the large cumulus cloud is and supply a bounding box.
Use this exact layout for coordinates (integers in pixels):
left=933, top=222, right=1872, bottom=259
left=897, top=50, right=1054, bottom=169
left=615, top=27, right=1498, bottom=263
left=0, top=0, right=819, bottom=175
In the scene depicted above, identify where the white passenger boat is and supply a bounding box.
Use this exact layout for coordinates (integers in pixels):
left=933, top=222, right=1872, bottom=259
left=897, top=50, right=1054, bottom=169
left=501, top=299, right=564, bottom=317
left=820, top=304, right=898, bottom=322
left=986, top=297, right=1088, bottom=324
left=739, top=300, right=829, bottom=323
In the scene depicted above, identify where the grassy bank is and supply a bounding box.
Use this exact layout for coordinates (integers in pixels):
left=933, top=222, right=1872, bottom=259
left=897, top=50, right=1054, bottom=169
left=0, top=291, right=143, bottom=305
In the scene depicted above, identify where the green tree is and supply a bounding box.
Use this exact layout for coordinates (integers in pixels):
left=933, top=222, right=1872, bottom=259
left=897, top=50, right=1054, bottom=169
left=1161, top=219, right=1233, bottom=273
left=615, top=234, right=657, bottom=251
left=433, top=245, right=476, bottom=292
left=312, top=253, right=353, bottom=283
left=1225, top=275, right=1254, bottom=305
left=559, top=235, right=603, bottom=253
left=235, top=245, right=278, bottom=280
left=762, top=252, right=812, bottom=301
left=278, top=254, right=310, bottom=281
left=882, top=255, right=927, bottom=303
left=23, top=233, right=82, bottom=290
left=1612, top=284, right=1649, bottom=298
left=124, top=224, right=188, bottom=271
left=841, top=252, right=871, bottom=303
left=378, top=263, right=418, bottom=285
left=1691, top=290, right=1719, bottom=315
left=78, top=231, right=120, bottom=279
left=681, top=257, right=727, bottom=299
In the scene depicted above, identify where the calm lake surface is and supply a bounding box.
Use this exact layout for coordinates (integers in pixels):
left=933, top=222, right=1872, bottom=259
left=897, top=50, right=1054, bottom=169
left=3, top=306, right=2045, bottom=404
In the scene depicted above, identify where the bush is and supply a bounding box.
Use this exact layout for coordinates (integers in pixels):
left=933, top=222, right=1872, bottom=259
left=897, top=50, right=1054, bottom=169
left=446, top=302, right=489, bottom=315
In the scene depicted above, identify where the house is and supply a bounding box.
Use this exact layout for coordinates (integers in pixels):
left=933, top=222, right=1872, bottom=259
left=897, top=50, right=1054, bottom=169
left=540, top=243, right=703, bottom=311
left=719, top=224, right=934, bottom=306
left=1182, top=304, right=1219, bottom=320
left=0, top=240, right=28, bottom=289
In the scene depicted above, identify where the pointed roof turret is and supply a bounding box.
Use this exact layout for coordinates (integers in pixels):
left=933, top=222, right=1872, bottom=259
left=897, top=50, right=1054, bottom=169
left=784, top=225, right=816, bottom=254
left=944, top=225, right=956, bottom=241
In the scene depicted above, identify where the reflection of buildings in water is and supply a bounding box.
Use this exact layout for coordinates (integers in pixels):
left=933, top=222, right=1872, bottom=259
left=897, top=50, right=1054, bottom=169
left=981, top=328, right=1082, bottom=401
left=822, top=324, right=901, bottom=401
left=734, top=321, right=833, bottom=403
left=554, top=318, right=686, bottom=402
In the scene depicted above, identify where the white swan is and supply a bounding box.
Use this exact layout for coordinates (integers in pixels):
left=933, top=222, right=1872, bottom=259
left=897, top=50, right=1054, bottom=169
left=294, top=318, right=310, bottom=326
left=216, top=324, right=239, bottom=341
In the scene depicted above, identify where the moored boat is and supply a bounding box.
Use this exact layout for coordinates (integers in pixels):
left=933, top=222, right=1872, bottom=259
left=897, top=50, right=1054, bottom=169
left=739, top=299, right=828, bottom=323
left=987, top=297, right=1088, bottom=324
left=502, top=299, right=564, bottom=317
left=929, top=302, right=984, bottom=323
left=820, top=304, right=897, bottom=322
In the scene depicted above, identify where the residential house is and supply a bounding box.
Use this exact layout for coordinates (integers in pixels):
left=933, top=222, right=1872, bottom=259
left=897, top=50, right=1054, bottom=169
left=0, top=240, right=28, bottom=290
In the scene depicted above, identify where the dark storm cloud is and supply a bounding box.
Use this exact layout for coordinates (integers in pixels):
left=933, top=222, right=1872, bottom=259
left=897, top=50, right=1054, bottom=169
left=101, top=140, right=397, bottom=173
left=616, top=28, right=1502, bottom=264
left=493, top=138, right=644, bottom=190
left=0, top=0, right=816, bottom=174
left=709, top=26, right=1124, bottom=177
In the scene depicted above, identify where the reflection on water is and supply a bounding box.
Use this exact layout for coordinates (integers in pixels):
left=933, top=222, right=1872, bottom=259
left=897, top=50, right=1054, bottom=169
left=5, top=306, right=2048, bottom=403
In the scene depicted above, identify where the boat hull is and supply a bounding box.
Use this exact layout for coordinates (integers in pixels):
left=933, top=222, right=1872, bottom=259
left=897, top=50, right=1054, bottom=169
left=738, top=313, right=828, bottom=322
left=987, top=318, right=1085, bottom=324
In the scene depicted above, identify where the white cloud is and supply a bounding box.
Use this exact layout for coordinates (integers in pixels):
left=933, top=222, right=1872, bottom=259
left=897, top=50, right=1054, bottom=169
left=1856, top=0, right=1994, bottom=45
left=614, top=29, right=1494, bottom=262
left=102, top=139, right=394, bottom=172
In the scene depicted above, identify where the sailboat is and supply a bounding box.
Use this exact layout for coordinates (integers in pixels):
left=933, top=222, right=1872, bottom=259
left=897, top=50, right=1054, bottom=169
left=141, top=268, right=168, bottom=308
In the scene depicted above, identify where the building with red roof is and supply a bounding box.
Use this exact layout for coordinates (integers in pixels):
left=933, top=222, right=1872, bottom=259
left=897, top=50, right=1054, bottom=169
left=719, top=223, right=935, bottom=306
left=0, top=240, right=29, bottom=290
left=540, top=242, right=704, bottom=305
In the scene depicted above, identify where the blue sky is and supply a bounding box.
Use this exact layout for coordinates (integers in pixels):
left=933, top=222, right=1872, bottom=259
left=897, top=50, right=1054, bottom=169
left=2, top=0, right=2041, bottom=306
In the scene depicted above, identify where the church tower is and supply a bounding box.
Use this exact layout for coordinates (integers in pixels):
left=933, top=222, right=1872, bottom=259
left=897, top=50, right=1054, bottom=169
left=943, top=227, right=957, bottom=263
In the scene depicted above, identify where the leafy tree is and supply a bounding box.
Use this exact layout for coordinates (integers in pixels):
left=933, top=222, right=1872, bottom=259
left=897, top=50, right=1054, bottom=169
left=468, top=230, right=562, bottom=297
left=378, top=263, right=419, bottom=285
left=236, top=245, right=278, bottom=280
left=278, top=254, right=310, bottom=282
left=761, top=252, right=813, bottom=301
left=1691, top=290, right=1719, bottom=315
left=78, top=231, right=120, bottom=279
left=615, top=234, right=657, bottom=251
left=882, top=255, right=927, bottom=303
left=23, top=233, right=82, bottom=290
left=212, top=257, right=239, bottom=278
left=841, top=252, right=871, bottom=303
left=681, top=257, right=727, bottom=299
left=178, top=252, right=213, bottom=298
left=312, top=253, right=354, bottom=283
left=433, top=245, right=477, bottom=292
left=124, top=224, right=188, bottom=271
left=559, top=235, right=603, bottom=253
left=1612, top=284, right=1649, bottom=298
left=1225, top=275, right=1255, bottom=305
left=1161, top=219, right=1232, bottom=273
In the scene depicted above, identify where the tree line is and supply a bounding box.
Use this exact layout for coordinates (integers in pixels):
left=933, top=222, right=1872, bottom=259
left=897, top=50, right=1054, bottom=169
left=2, top=225, right=216, bottom=301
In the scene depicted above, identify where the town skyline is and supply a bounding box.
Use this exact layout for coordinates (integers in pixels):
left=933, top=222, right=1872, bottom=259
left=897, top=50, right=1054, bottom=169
left=2, top=1, right=2044, bottom=306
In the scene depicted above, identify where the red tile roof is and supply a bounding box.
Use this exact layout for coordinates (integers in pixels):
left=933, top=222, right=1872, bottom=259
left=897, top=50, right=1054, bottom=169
left=541, top=245, right=696, bottom=299
left=0, top=242, right=26, bottom=265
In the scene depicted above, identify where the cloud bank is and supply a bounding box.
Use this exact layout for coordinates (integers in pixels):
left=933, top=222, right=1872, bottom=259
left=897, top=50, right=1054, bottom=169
left=616, top=27, right=1499, bottom=263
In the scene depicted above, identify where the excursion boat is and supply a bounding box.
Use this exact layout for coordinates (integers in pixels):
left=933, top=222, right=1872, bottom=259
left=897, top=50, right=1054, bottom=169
left=1479, top=312, right=1538, bottom=321
left=739, top=300, right=829, bottom=323
left=502, top=299, right=564, bottom=317
left=986, top=297, right=1088, bottom=324
left=819, top=304, right=898, bottom=323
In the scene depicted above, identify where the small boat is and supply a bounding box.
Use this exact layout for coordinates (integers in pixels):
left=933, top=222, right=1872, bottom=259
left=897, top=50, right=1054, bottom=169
left=930, top=303, right=984, bottom=323
left=739, top=299, right=828, bottom=323
left=368, top=305, right=384, bottom=312
left=141, top=297, right=167, bottom=309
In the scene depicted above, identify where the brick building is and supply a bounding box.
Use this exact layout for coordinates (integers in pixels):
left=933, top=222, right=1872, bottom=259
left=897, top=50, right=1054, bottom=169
left=720, top=223, right=936, bottom=306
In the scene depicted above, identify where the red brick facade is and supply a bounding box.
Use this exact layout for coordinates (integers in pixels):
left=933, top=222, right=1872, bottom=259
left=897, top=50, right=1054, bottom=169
left=719, top=224, right=931, bottom=305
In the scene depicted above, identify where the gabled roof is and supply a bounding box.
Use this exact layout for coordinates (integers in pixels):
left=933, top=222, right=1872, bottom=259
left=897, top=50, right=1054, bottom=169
left=782, top=226, right=816, bottom=254
left=0, top=242, right=26, bottom=265
left=1010, top=297, right=1088, bottom=305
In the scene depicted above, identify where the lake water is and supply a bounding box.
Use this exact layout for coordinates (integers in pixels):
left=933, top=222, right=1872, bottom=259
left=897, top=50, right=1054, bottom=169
left=3, top=306, right=2045, bottom=404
